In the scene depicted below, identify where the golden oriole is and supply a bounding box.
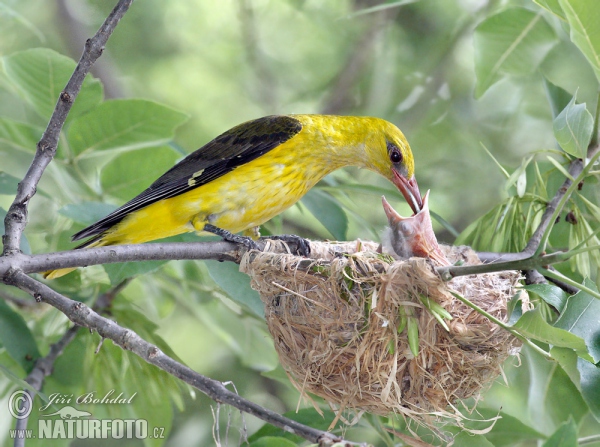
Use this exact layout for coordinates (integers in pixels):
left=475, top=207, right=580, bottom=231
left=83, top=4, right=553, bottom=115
left=46, top=114, right=421, bottom=278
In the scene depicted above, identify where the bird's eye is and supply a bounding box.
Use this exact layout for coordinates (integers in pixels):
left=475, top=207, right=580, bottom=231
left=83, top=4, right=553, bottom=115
left=399, top=221, right=414, bottom=236
left=387, top=142, right=403, bottom=164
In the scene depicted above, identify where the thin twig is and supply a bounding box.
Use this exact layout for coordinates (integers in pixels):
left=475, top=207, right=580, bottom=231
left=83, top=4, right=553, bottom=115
left=1, top=0, right=134, bottom=255
left=5, top=270, right=345, bottom=446
left=524, top=145, right=600, bottom=256
left=449, top=291, right=552, bottom=359
left=544, top=267, right=580, bottom=295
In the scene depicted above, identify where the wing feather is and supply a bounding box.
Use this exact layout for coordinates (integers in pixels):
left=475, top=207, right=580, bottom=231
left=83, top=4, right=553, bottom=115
left=72, top=115, right=302, bottom=241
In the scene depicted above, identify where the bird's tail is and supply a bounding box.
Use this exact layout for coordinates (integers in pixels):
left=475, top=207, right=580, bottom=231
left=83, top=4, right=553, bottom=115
left=43, top=234, right=108, bottom=279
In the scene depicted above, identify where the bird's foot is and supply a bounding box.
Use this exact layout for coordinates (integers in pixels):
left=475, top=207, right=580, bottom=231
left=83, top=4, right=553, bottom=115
left=204, top=224, right=260, bottom=251
left=262, top=234, right=311, bottom=257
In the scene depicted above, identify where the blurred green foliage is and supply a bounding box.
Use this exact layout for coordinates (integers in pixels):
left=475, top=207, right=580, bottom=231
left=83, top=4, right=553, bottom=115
left=1, top=0, right=600, bottom=446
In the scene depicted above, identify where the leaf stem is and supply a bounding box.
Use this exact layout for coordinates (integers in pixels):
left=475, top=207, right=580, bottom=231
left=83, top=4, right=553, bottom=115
left=449, top=291, right=551, bottom=358
left=538, top=268, right=600, bottom=300
left=535, top=149, right=600, bottom=256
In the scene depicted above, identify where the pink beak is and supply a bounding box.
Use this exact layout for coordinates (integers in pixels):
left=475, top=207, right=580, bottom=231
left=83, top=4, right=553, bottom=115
left=391, top=171, right=423, bottom=214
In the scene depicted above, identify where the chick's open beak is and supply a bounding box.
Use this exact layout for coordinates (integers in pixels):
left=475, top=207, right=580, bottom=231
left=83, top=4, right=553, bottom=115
left=381, top=191, right=451, bottom=266
left=392, top=171, right=422, bottom=214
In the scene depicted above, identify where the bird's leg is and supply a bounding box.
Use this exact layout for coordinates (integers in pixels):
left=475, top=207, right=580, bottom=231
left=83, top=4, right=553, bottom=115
left=203, top=224, right=260, bottom=251
left=261, top=234, right=311, bottom=257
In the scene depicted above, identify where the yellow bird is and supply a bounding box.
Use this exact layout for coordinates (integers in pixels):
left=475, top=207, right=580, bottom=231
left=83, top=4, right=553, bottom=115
left=46, top=114, right=421, bottom=278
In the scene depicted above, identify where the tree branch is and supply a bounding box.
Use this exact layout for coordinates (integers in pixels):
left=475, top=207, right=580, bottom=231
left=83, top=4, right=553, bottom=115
left=1, top=0, right=134, bottom=255
left=5, top=270, right=346, bottom=446
left=0, top=241, right=240, bottom=277
left=10, top=281, right=144, bottom=447
left=13, top=325, right=80, bottom=447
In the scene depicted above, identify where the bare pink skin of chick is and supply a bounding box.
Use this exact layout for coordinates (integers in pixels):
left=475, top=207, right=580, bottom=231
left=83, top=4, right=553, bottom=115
left=381, top=191, right=450, bottom=266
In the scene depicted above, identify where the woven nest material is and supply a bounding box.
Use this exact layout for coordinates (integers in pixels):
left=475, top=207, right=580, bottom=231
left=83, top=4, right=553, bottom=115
left=240, top=240, right=523, bottom=422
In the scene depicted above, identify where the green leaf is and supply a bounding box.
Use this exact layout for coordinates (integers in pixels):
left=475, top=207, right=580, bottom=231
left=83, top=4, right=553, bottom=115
left=2, top=48, right=103, bottom=120
left=100, top=146, right=180, bottom=201
left=301, top=188, right=348, bottom=240
left=554, top=279, right=600, bottom=363
left=523, top=283, right=568, bottom=312
left=549, top=346, right=580, bottom=387
left=513, top=308, right=591, bottom=359
left=0, top=3, right=46, bottom=42
left=476, top=408, right=546, bottom=446
left=553, top=96, right=594, bottom=159
left=578, top=356, right=600, bottom=420
left=474, top=8, right=557, bottom=97
left=0, top=299, right=41, bottom=372
left=58, top=201, right=117, bottom=226
left=523, top=345, right=589, bottom=432
left=542, top=417, right=578, bottom=447
left=249, top=437, right=298, bottom=447
left=541, top=41, right=599, bottom=107
left=543, top=78, right=573, bottom=120
left=104, top=260, right=168, bottom=285
left=0, top=117, right=43, bottom=153
left=345, top=0, right=420, bottom=18
left=248, top=408, right=336, bottom=444
left=68, top=99, right=188, bottom=157
left=452, top=432, right=495, bottom=447
left=205, top=260, right=264, bottom=318
left=533, top=0, right=566, bottom=20
left=0, top=171, right=20, bottom=195
left=559, top=0, right=600, bottom=83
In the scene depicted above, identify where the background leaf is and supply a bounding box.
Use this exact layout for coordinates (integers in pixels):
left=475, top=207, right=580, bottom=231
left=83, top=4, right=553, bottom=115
left=452, top=432, right=495, bottom=447
left=553, top=96, right=593, bottom=159
left=58, top=202, right=117, bottom=226
left=204, top=260, right=264, bottom=318
left=559, top=0, right=600, bottom=82
left=0, top=118, right=43, bottom=154
left=543, top=78, right=573, bottom=120
left=541, top=417, right=578, bottom=447
left=578, top=357, right=600, bottom=420
left=301, top=188, right=348, bottom=240
left=0, top=299, right=41, bottom=372
left=533, top=0, right=566, bottom=20
left=474, top=8, right=557, bottom=97
left=2, top=48, right=103, bottom=121
left=104, top=260, right=169, bottom=285
left=0, top=172, right=20, bottom=195
left=67, top=99, right=188, bottom=157
left=100, top=146, right=180, bottom=201
left=514, top=308, right=590, bottom=359
left=554, top=279, right=600, bottom=363
left=523, top=283, right=568, bottom=312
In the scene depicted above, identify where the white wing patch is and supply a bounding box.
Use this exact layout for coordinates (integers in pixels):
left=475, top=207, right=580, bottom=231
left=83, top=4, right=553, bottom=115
left=187, top=169, right=206, bottom=187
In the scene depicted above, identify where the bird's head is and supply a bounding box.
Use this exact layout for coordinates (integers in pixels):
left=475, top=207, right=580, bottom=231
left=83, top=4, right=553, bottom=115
left=381, top=191, right=450, bottom=266
left=363, top=119, right=422, bottom=214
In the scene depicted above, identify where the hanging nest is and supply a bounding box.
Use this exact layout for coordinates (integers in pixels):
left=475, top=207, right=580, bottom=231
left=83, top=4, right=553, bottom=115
left=240, top=240, right=523, bottom=422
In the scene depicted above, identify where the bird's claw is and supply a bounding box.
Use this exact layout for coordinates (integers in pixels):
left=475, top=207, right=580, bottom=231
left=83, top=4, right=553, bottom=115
left=262, top=234, right=311, bottom=257
left=204, top=224, right=260, bottom=251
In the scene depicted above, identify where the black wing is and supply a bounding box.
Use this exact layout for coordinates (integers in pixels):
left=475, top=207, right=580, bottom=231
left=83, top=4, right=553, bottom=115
left=72, top=115, right=303, bottom=241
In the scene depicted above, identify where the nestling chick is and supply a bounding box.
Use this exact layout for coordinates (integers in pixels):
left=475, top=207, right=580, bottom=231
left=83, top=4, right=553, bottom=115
left=381, top=191, right=450, bottom=266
